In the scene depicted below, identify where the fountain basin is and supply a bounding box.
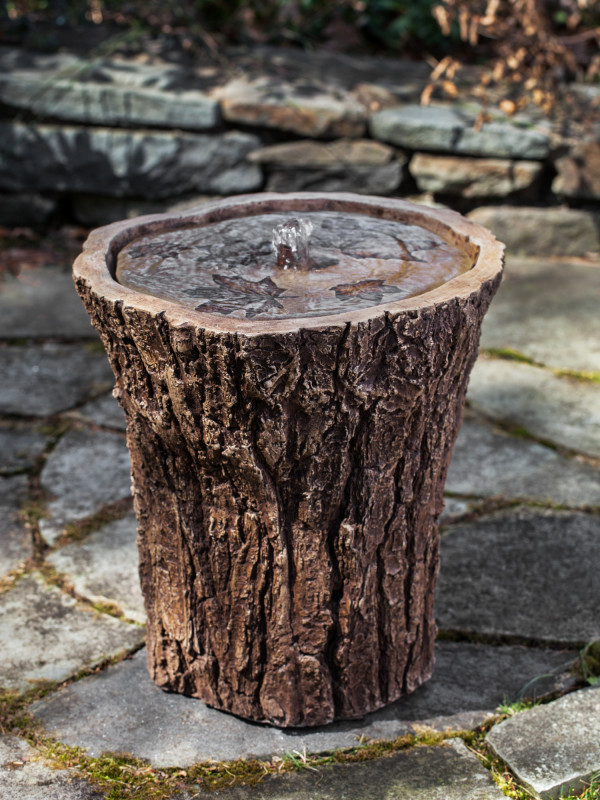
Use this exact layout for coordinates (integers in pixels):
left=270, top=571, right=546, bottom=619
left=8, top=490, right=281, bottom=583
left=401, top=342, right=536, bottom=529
left=73, top=192, right=503, bottom=727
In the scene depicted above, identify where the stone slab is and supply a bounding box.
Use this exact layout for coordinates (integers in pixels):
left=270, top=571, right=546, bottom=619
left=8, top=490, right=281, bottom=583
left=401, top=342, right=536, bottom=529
left=74, top=392, right=126, bottom=431
left=265, top=162, right=403, bottom=195
left=466, top=358, right=600, bottom=458
left=410, top=154, right=542, bottom=198
left=216, top=77, right=366, bottom=138
left=0, top=71, right=219, bottom=131
left=436, top=508, right=600, bottom=643
left=0, top=123, right=262, bottom=199
left=0, top=268, right=98, bottom=340
left=226, top=45, right=431, bottom=102
left=553, top=139, right=600, bottom=200
left=487, top=687, right=600, bottom=799
left=370, top=105, right=551, bottom=159
left=441, top=496, right=475, bottom=523
left=0, top=343, right=113, bottom=417
left=446, top=417, right=600, bottom=508
left=39, top=429, right=132, bottom=546
left=0, top=572, right=144, bottom=691
left=248, top=139, right=395, bottom=167
left=47, top=512, right=145, bottom=623
left=467, top=206, right=600, bottom=257
left=0, top=735, right=105, bottom=800
left=31, top=641, right=573, bottom=765
left=70, top=193, right=216, bottom=228
left=479, top=257, right=600, bottom=373
left=212, top=739, right=505, bottom=800
left=0, top=475, right=31, bottom=577
left=0, top=193, right=56, bottom=227
left=0, top=424, right=47, bottom=473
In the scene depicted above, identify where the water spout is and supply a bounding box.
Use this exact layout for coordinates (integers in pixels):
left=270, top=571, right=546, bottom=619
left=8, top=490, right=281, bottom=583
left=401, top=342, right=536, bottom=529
left=272, top=217, right=313, bottom=271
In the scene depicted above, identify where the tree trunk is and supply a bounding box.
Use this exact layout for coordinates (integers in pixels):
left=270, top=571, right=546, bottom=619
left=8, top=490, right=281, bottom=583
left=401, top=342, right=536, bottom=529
left=73, top=193, right=503, bottom=727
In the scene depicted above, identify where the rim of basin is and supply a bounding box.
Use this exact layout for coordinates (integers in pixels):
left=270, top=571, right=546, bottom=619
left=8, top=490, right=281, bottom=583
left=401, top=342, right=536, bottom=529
left=73, top=191, right=505, bottom=335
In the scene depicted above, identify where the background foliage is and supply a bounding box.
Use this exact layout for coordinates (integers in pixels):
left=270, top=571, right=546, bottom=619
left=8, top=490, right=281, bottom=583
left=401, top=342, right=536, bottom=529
left=2, top=0, right=599, bottom=113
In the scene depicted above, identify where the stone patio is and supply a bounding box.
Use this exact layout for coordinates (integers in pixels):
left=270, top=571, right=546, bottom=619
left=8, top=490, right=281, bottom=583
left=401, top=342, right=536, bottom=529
left=1, top=243, right=599, bottom=795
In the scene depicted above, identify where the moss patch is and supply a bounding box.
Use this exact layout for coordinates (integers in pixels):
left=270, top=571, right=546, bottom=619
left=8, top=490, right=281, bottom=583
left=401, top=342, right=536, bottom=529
left=55, top=496, right=133, bottom=547
left=482, top=348, right=539, bottom=366
left=577, top=640, right=600, bottom=686
left=553, top=368, right=600, bottom=385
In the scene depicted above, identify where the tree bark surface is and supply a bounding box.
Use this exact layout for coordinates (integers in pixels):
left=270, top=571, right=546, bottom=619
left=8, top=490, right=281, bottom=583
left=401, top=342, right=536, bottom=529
left=73, top=193, right=503, bottom=727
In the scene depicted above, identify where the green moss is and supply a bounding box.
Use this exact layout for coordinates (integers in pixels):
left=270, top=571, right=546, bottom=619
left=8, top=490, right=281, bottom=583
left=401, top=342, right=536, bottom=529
left=187, top=758, right=273, bottom=790
left=465, top=734, right=533, bottom=800
left=39, top=563, right=141, bottom=624
left=577, top=641, right=600, bottom=686
left=0, top=683, right=56, bottom=738
left=37, top=419, right=72, bottom=441
left=0, top=565, right=29, bottom=596
left=83, top=340, right=108, bottom=355
left=483, top=347, right=600, bottom=386
left=560, top=772, right=600, bottom=800
left=482, top=348, right=539, bottom=366
left=0, top=711, right=479, bottom=800
left=553, top=368, right=600, bottom=385
left=55, top=496, right=133, bottom=546
left=20, top=498, right=49, bottom=524
left=496, top=698, right=538, bottom=717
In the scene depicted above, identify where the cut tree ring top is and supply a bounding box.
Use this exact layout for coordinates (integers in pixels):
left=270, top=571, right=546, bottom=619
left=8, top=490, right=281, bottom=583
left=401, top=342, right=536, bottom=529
left=77, top=193, right=502, bottom=336
left=115, top=209, right=475, bottom=320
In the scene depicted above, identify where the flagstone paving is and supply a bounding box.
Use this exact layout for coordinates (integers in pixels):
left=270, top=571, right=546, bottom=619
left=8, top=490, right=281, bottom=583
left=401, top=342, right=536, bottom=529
left=467, top=357, right=600, bottom=459
left=0, top=424, right=48, bottom=473
left=209, top=739, right=506, bottom=800
left=487, top=688, right=600, bottom=799
left=30, top=642, right=573, bottom=766
left=0, top=268, right=98, bottom=340
left=1, top=253, right=600, bottom=798
left=73, top=391, right=126, bottom=431
left=0, top=735, right=106, bottom=800
left=447, top=416, right=600, bottom=509
left=0, top=475, right=32, bottom=577
left=479, top=258, right=600, bottom=373
left=0, top=573, right=144, bottom=691
left=0, top=342, right=113, bottom=417
left=46, top=512, right=145, bottom=623
left=436, top=508, right=600, bottom=644
left=38, top=428, right=132, bottom=546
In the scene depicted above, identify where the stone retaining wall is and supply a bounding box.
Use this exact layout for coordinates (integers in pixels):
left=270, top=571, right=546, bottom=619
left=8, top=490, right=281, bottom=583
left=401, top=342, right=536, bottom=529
left=1, top=44, right=599, bottom=255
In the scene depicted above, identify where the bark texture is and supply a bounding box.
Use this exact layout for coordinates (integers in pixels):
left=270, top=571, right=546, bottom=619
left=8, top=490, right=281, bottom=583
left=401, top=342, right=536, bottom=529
left=75, top=272, right=501, bottom=727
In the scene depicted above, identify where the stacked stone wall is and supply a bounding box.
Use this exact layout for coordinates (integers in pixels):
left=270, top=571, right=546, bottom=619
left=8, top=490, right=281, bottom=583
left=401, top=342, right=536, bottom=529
left=1, top=45, right=598, bottom=255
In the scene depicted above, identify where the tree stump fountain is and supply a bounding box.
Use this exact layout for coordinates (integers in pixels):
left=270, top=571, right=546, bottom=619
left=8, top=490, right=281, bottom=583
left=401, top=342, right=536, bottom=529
left=73, top=192, right=503, bottom=727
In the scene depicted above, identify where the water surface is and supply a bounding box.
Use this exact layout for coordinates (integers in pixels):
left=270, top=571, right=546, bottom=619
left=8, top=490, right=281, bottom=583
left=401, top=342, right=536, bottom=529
left=116, top=211, right=473, bottom=319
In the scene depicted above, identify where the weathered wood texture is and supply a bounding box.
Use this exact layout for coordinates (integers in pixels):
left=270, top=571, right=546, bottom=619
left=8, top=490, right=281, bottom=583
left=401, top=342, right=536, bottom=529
left=73, top=193, right=503, bottom=727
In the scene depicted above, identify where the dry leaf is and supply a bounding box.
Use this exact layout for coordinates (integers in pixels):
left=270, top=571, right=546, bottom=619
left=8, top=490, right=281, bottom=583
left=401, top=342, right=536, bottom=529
left=473, top=110, right=492, bottom=131
left=469, top=15, right=480, bottom=45
left=332, top=279, right=385, bottom=297
left=212, top=274, right=285, bottom=298
left=433, top=5, right=452, bottom=36
left=459, top=6, right=469, bottom=40
left=431, top=55, right=452, bottom=81
left=499, top=98, right=517, bottom=114
left=442, top=80, right=459, bottom=97
left=420, top=83, right=435, bottom=106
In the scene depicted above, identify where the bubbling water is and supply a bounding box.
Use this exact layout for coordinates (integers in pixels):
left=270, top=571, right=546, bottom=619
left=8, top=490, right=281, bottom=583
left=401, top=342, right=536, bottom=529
left=115, top=211, right=474, bottom=319
left=272, top=217, right=313, bottom=270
